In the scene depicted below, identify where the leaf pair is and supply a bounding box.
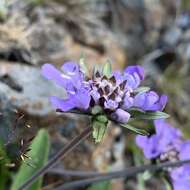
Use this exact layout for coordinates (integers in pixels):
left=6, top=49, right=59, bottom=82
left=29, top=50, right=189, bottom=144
left=120, top=111, right=170, bottom=136
left=80, top=55, right=112, bottom=78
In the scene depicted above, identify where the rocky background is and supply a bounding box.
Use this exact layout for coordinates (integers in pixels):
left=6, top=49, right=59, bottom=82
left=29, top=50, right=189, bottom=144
left=0, top=0, right=190, bottom=189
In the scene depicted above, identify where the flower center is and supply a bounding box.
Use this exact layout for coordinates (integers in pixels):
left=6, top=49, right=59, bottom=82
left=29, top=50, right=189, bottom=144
left=160, top=149, right=179, bottom=163
left=89, top=72, right=128, bottom=110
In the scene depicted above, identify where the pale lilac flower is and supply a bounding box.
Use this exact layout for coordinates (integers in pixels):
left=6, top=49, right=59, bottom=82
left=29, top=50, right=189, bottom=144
left=42, top=62, right=91, bottom=111
left=171, top=141, right=190, bottom=190
left=136, top=120, right=190, bottom=190
left=136, top=120, right=182, bottom=159
left=42, top=62, right=167, bottom=124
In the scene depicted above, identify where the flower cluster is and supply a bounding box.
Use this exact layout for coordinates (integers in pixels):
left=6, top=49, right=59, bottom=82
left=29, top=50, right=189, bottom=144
left=136, top=120, right=190, bottom=190
left=42, top=61, right=167, bottom=124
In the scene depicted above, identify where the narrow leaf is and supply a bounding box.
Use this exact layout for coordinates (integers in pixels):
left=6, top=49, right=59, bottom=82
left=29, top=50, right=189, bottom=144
left=92, top=121, right=107, bottom=143
left=102, top=60, right=112, bottom=78
left=0, top=141, right=10, bottom=190
left=11, top=129, right=50, bottom=190
left=79, top=54, right=89, bottom=76
left=120, top=124, right=149, bottom=136
left=132, top=111, right=170, bottom=120
left=96, top=115, right=108, bottom=124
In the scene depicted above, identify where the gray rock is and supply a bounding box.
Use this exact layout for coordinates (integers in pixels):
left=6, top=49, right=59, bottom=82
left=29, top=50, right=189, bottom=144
left=163, top=27, right=182, bottom=46
left=0, top=62, right=66, bottom=116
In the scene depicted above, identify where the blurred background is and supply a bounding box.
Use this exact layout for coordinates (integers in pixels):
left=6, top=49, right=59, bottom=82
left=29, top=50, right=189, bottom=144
left=0, top=0, right=190, bottom=189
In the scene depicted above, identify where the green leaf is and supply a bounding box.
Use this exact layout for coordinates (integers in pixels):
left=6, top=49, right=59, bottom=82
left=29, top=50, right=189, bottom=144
left=79, top=54, right=89, bottom=76
left=11, top=129, right=50, bottom=190
left=132, top=111, right=170, bottom=120
left=120, top=124, right=149, bottom=136
left=163, top=177, right=173, bottom=190
left=87, top=181, right=111, bottom=190
left=91, top=106, right=103, bottom=115
left=0, top=0, right=8, bottom=19
left=93, top=65, right=102, bottom=76
left=102, top=60, right=112, bottom=78
left=96, top=115, right=108, bottom=123
left=92, top=121, right=107, bottom=143
left=0, top=141, right=10, bottom=190
left=133, top=86, right=150, bottom=94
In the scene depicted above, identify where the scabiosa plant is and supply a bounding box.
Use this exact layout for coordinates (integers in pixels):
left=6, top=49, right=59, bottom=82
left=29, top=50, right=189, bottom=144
left=42, top=59, right=168, bottom=142
left=136, top=119, right=190, bottom=190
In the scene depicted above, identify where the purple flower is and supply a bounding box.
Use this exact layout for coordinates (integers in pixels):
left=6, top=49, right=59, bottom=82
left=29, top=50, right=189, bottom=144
left=136, top=120, right=182, bottom=159
left=134, top=91, right=168, bottom=111
left=42, top=62, right=167, bottom=124
left=136, top=119, right=190, bottom=190
left=111, top=109, right=131, bottom=124
left=170, top=141, right=190, bottom=190
left=42, top=62, right=91, bottom=111
left=124, top=65, right=145, bottom=89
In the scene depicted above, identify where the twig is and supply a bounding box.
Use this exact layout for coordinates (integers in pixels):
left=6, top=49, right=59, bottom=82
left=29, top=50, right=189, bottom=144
left=48, top=168, right=100, bottom=177
left=53, top=159, right=190, bottom=190
left=18, top=127, right=92, bottom=190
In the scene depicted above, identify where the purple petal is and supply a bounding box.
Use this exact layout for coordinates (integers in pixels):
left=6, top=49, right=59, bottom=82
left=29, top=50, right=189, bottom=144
left=143, top=136, right=161, bottom=159
left=159, top=95, right=168, bottom=111
left=111, top=109, right=130, bottom=123
left=136, top=134, right=161, bottom=159
left=61, top=61, right=79, bottom=74
left=104, top=99, right=118, bottom=110
left=42, top=64, right=70, bottom=87
left=125, top=65, right=145, bottom=80
left=122, top=95, right=134, bottom=110
left=135, top=135, right=149, bottom=149
left=51, top=96, right=75, bottom=111
left=173, top=179, right=190, bottom=190
left=134, top=92, right=146, bottom=108
left=90, top=88, right=100, bottom=103
left=50, top=88, right=90, bottom=111
left=73, top=88, right=91, bottom=110
left=113, top=71, right=124, bottom=85
left=179, top=140, right=190, bottom=160
left=124, top=72, right=142, bottom=89
left=171, top=166, right=190, bottom=190
left=134, top=91, right=159, bottom=110
left=134, top=92, right=167, bottom=111
left=144, top=91, right=159, bottom=108
left=154, top=119, right=183, bottom=151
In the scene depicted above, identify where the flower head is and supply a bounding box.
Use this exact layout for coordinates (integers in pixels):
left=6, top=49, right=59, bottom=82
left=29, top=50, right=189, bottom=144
left=171, top=141, right=190, bottom=190
left=42, top=60, right=168, bottom=142
left=136, top=120, right=182, bottom=159
left=136, top=120, right=190, bottom=190
left=42, top=62, right=91, bottom=111
left=42, top=61, right=167, bottom=124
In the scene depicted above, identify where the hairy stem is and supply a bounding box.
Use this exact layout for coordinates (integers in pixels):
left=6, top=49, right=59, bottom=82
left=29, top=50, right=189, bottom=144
left=18, top=127, right=92, bottom=190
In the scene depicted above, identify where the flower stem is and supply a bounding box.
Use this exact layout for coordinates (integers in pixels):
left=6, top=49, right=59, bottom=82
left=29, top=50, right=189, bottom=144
left=18, top=127, right=92, bottom=190
left=53, top=159, right=190, bottom=190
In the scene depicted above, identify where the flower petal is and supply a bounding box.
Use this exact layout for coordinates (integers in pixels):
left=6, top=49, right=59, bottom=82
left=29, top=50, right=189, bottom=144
left=122, top=95, right=134, bottom=110
left=104, top=99, right=118, bottom=110
left=179, top=140, right=190, bottom=160
left=50, top=96, right=75, bottom=111
left=125, top=65, right=145, bottom=80
left=42, top=64, right=70, bottom=87
left=111, top=109, right=130, bottom=124
left=134, top=92, right=167, bottom=111
left=61, top=61, right=79, bottom=74
left=73, top=88, right=91, bottom=110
